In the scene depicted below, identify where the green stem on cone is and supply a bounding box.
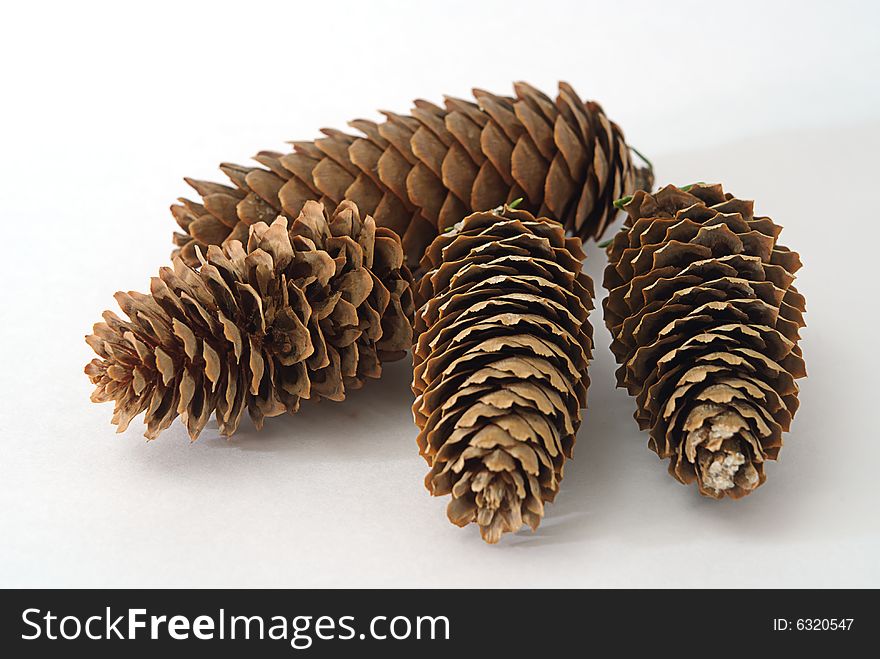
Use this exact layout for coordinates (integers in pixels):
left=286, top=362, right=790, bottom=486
left=680, top=181, right=706, bottom=192
left=629, top=146, right=653, bottom=172
left=613, top=195, right=633, bottom=211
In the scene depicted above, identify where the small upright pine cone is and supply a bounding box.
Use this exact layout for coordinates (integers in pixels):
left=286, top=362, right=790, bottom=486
left=85, top=201, right=413, bottom=440
left=603, top=184, right=806, bottom=498
left=412, top=205, right=594, bottom=543
left=172, top=82, right=650, bottom=270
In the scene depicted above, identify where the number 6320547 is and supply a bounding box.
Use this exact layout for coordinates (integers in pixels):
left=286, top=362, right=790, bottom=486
left=773, top=618, right=854, bottom=631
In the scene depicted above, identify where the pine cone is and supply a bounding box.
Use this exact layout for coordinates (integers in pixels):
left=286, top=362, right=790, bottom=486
left=86, top=201, right=413, bottom=440
left=602, top=184, right=806, bottom=498
left=172, top=82, right=650, bottom=271
left=412, top=205, right=594, bottom=543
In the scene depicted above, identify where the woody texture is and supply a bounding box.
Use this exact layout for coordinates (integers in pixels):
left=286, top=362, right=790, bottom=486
left=171, top=82, right=650, bottom=270
left=86, top=201, right=413, bottom=440
left=603, top=184, right=806, bottom=498
left=412, top=205, right=594, bottom=543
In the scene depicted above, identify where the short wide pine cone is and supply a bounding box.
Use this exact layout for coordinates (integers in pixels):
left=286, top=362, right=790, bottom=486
left=86, top=201, right=413, bottom=440
left=413, top=205, right=594, bottom=543
left=603, top=184, right=806, bottom=498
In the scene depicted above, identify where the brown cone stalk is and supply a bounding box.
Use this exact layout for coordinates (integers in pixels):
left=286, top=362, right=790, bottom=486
left=603, top=184, right=806, bottom=498
left=412, top=205, right=594, bottom=543
left=86, top=201, right=413, bottom=440
left=172, top=82, right=650, bottom=270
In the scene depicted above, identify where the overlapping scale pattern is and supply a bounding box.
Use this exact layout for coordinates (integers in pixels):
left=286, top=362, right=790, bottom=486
left=412, top=206, right=594, bottom=542
left=86, top=201, right=413, bottom=440
left=172, top=82, right=648, bottom=270
left=603, top=184, right=806, bottom=498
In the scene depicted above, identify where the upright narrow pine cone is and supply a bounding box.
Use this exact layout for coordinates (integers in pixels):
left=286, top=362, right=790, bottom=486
left=172, top=82, right=650, bottom=270
left=412, top=205, right=594, bottom=543
left=85, top=201, right=413, bottom=440
left=603, top=184, right=806, bottom=498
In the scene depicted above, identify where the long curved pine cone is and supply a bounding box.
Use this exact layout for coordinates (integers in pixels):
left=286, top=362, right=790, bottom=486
left=172, top=82, right=650, bottom=270
left=603, top=184, right=806, bottom=498
left=412, top=205, right=594, bottom=543
left=86, top=201, right=414, bottom=440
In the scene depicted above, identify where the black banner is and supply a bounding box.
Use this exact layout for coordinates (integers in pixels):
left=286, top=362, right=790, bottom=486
left=0, top=589, right=873, bottom=656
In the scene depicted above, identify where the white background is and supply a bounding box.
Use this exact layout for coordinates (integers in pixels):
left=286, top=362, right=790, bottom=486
left=2, top=0, right=878, bottom=587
